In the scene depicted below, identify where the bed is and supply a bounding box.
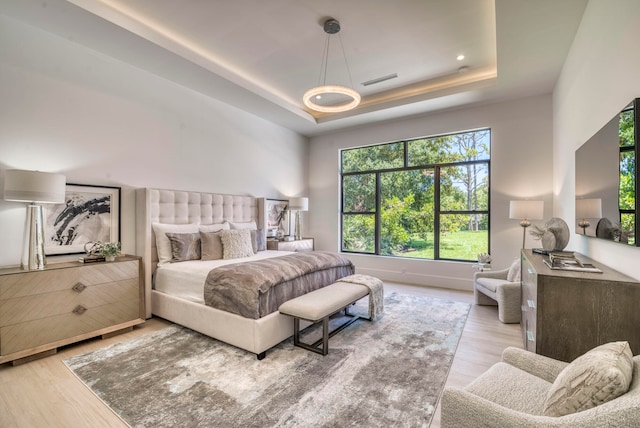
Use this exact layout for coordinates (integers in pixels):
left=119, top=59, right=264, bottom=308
left=135, top=188, right=354, bottom=358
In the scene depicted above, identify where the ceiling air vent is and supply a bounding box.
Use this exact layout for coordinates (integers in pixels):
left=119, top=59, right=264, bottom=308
left=361, top=73, right=398, bottom=87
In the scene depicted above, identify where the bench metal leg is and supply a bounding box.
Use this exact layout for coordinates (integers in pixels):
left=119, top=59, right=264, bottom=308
left=292, top=309, right=371, bottom=356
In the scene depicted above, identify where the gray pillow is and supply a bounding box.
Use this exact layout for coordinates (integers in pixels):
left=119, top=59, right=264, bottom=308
left=200, top=231, right=224, bottom=261
left=250, top=229, right=267, bottom=253
left=220, top=229, right=254, bottom=259
left=166, top=232, right=201, bottom=262
left=543, top=341, right=633, bottom=416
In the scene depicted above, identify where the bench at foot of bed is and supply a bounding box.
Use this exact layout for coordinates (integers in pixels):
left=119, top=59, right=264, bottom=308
left=278, top=281, right=372, bottom=356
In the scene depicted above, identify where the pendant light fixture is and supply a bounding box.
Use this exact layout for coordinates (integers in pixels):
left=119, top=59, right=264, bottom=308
left=303, top=18, right=361, bottom=113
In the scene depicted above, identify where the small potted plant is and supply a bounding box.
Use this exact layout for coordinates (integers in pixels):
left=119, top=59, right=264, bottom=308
left=100, top=242, right=121, bottom=262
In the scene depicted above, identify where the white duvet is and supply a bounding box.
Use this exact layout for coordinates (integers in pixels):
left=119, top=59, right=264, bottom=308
left=154, top=250, right=294, bottom=304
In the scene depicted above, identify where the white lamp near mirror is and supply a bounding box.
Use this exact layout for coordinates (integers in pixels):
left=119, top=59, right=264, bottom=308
left=509, top=200, right=544, bottom=248
left=288, top=197, right=309, bottom=240
left=3, top=169, right=66, bottom=270
left=576, top=198, right=602, bottom=235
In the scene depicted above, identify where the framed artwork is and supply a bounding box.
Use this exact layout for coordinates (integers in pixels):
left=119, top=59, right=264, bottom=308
left=266, top=198, right=289, bottom=237
left=44, top=184, right=121, bottom=255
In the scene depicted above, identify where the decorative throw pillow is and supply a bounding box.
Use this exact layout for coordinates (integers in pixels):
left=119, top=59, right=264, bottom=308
left=507, top=258, right=521, bottom=282
left=152, top=223, right=199, bottom=266
left=220, top=229, right=254, bottom=259
left=200, top=222, right=229, bottom=233
left=166, top=232, right=201, bottom=262
left=200, top=231, right=224, bottom=260
left=250, top=229, right=267, bottom=253
left=543, top=341, right=633, bottom=417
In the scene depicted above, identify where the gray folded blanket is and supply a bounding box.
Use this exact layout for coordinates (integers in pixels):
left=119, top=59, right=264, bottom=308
left=337, top=274, right=384, bottom=320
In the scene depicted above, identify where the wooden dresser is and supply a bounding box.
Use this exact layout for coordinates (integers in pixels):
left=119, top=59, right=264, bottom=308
left=521, top=249, right=640, bottom=362
left=0, top=255, right=145, bottom=365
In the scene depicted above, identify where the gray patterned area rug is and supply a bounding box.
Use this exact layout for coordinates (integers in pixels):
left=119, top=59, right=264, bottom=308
left=64, top=293, right=470, bottom=428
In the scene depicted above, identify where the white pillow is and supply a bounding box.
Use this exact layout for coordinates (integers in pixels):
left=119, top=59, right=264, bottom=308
left=200, top=222, right=229, bottom=233
left=220, top=229, right=254, bottom=259
left=152, top=223, right=199, bottom=266
left=229, top=221, right=257, bottom=230
left=507, top=258, right=521, bottom=282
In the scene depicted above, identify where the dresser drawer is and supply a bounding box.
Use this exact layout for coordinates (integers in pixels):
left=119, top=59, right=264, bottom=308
left=0, top=260, right=139, bottom=300
left=0, top=299, right=141, bottom=355
left=0, top=278, right=139, bottom=326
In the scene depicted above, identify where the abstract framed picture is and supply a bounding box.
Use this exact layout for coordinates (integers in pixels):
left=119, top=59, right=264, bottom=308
left=266, top=198, right=289, bottom=237
left=44, top=184, right=121, bottom=255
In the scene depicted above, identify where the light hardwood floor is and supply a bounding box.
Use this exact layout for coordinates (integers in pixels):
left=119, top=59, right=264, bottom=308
left=0, top=283, right=522, bottom=428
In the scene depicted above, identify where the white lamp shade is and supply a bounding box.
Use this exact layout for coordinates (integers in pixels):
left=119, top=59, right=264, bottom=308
left=4, top=169, right=66, bottom=203
left=288, top=197, right=309, bottom=211
left=576, top=198, right=602, bottom=219
left=509, top=200, right=544, bottom=220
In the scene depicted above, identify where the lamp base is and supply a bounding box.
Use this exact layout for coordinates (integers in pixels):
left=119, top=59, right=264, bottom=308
left=21, top=204, right=47, bottom=270
left=294, top=211, right=301, bottom=241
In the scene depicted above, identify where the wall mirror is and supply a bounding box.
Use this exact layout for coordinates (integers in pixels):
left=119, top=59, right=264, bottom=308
left=575, top=98, right=638, bottom=246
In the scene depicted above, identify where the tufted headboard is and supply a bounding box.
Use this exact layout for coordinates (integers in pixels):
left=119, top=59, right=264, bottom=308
left=136, top=188, right=263, bottom=318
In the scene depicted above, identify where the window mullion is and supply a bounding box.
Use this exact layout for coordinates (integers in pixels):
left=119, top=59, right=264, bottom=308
left=375, top=172, right=381, bottom=255
left=434, top=165, right=441, bottom=260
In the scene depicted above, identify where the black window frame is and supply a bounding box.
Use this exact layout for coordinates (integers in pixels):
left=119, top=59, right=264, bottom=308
left=340, top=129, right=491, bottom=262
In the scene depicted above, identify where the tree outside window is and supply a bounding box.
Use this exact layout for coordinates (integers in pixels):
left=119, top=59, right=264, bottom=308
left=341, top=129, right=490, bottom=261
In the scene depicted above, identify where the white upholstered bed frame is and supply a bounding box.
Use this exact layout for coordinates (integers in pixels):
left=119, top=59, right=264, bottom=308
left=135, top=188, right=308, bottom=358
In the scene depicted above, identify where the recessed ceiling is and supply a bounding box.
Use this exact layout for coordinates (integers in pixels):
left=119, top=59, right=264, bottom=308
left=2, top=0, right=588, bottom=137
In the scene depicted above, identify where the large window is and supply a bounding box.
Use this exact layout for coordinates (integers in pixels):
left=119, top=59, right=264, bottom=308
left=341, top=129, right=490, bottom=261
left=619, top=106, right=636, bottom=245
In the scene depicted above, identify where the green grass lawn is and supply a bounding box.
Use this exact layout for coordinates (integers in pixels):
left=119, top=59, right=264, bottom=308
left=394, top=230, right=488, bottom=261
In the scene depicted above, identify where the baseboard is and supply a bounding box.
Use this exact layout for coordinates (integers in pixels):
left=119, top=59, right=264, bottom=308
left=354, top=266, right=473, bottom=291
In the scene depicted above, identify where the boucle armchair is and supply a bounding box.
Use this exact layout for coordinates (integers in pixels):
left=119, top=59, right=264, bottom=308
left=441, top=346, right=640, bottom=427
left=473, top=258, right=521, bottom=323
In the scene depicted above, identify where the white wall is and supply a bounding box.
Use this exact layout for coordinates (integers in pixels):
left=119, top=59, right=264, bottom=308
left=553, top=0, right=640, bottom=280
left=0, top=15, right=308, bottom=267
left=309, top=94, right=554, bottom=290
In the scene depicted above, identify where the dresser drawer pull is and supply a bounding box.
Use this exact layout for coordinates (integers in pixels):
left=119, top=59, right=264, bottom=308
left=72, top=282, right=87, bottom=293
left=527, top=299, right=536, bottom=309
left=526, top=331, right=535, bottom=342
left=72, top=305, right=87, bottom=315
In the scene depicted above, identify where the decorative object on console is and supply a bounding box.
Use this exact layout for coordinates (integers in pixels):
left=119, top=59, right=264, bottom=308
left=98, top=241, right=122, bottom=262
left=45, top=184, right=120, bottom=256
left=509, top=200, right=544, bottom=248
left=303, top=18, right=360, bottom=114
left=288, top=196, right=309, bottom=240
left=79, top=242, right=105, bottom=263
left=477, top=252, right=491, bottom=264
left=529, top=217, right=570, bottom=251
left=576, top=198, right=602, bottom=234
left=3, top=169, right=66, bottom=270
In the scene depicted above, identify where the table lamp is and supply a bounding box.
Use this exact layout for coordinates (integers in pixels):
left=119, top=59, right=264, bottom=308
left=3, top=169, right=66, bottom=270
left=509, top=200, right=544, bottom=248
left=288, top=197, right=309, bottom=240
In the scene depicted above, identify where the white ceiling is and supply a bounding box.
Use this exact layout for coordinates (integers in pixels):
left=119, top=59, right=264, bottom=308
left=2, top=0, right=588, bottom=137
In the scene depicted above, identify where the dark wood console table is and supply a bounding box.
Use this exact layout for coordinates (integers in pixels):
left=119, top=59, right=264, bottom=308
left=521, top=249, right=640, bottom=362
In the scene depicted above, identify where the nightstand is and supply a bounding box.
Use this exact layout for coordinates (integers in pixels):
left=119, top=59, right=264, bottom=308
left=267, top=238, right=314, bottom=252
left=0, top=255, right=145, bottom=365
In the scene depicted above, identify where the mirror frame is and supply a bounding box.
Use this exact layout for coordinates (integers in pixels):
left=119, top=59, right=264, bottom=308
left=575, top=98, right=638, bottom=246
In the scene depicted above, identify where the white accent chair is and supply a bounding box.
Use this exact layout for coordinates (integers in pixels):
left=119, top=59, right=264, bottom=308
left=473, top=258, right=521, bottom=323
left=441, top=345, right=640, bottom=427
